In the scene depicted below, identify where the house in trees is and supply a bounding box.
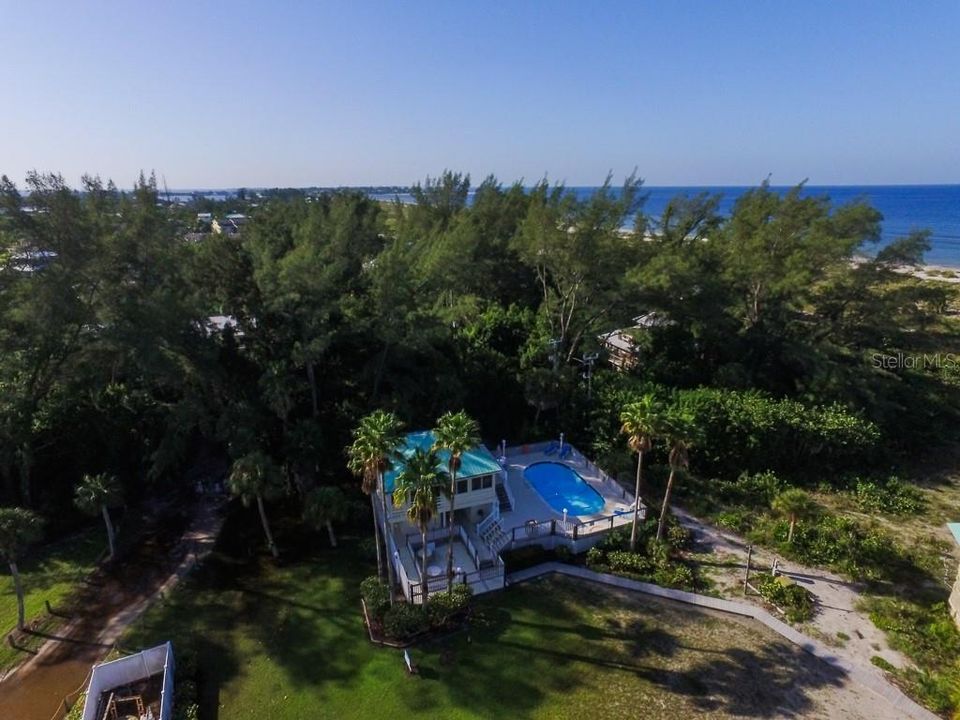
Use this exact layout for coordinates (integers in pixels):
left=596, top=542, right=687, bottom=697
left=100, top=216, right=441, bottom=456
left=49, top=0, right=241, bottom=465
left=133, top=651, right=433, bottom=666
left=598, top=312, right=671, bottom=371
left=376, top=431, right=508, bottom=603
left=211, top=213, right=247, bottom=235
left=375, top=431, right=642, bottom=604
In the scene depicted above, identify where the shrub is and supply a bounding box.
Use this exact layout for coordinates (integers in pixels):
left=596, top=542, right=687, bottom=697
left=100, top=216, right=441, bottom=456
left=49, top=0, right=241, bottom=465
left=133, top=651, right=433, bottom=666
left=653, top=562, right=696, bottom=590
left=427, top=584, right=472, bottom=626
left=585, top=546, right=607, bottom=570
left=851, top=476, right=925, bottom=515
left=720, top=471, right=785, bottom=508
left=382, top=602, right=430, bottom=640
left=588, top=540, right=699, bottom=592
left=715, top=509, right=752, bottom=533
left=747, top=512, right=901, bottom=581
left=606, top=550, right=654, bottom=575
left=595, top=526, right=633, bottom=552
left=665, top=520, right=691, bottom=550
left=360, top=576, right=390, bottom=619
left=754, top=573, right=814, bottom=623
left=595, top=517, right=677, bottom=553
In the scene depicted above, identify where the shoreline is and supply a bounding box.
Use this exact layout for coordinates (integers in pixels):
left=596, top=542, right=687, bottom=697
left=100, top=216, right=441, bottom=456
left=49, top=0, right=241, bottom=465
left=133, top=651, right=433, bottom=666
left=904, top=263, right=960, bottom=283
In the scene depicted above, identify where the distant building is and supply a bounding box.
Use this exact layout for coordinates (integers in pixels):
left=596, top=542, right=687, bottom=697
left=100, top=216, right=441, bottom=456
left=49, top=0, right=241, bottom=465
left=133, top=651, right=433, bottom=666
left=211, top=213, right=247, bottom=235
left=205, top=314, right=242, bottom=337
left=598, top=312, right=672, bottom=371
left=949, top=524, right=960, bottom=627
left=196, top=212, right=212, bottom=222
left=598, top=328, right=641, bottom=371
left=6, top=249, right=57, bottom=273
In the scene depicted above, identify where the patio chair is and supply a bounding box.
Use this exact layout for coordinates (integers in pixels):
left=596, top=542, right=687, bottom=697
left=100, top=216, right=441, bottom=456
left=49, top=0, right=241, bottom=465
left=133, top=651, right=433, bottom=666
left=544, top=440, right=560, bottom=455
left=559, top=445, right=573, bottom=460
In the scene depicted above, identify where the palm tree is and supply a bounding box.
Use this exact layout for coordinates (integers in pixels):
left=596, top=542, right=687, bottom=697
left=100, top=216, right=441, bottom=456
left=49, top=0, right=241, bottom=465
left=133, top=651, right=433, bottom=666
left=655, top=406, right=695, bottom=543
left=620, top=395, right=662, bottom=551
left=771, top=488, right=817, bottom=543
left=393, top=447, right=447, bottom=601
left=0, top=507, right=44, bottom=631
left=73, top=473, right=123, bottom=560
left=346, top=409, right=404, bottom=605
left=303, top=486, right=350, bottom=547
left=227, top=451, right=286, bottom=558
left=433, top=411, right=481, bottom=591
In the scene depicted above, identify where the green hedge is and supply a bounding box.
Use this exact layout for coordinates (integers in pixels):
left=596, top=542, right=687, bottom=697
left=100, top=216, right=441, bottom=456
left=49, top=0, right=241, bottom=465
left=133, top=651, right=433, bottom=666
left=360, top=576, right=390, bottom=619
left=363, top=579, right=474, bottom=641
left=591, top=380, right=881, bottom=482
left=427, top=585, right=472, bottom=626
left=382, top=603, right=430, bottom=639
left=586, top=520, right=700, bottom=593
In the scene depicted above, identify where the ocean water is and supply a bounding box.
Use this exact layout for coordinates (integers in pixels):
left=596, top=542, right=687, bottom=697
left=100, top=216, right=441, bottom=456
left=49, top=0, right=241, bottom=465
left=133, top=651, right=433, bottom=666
left=373, top=185, right=960, bottom=267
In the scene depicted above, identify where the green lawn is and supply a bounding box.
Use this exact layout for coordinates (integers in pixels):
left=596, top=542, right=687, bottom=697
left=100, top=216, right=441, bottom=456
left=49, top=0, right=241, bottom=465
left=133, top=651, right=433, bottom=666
left=0, top=526, right=105, bottom=670
left=123, top=523, right=864, bottom=720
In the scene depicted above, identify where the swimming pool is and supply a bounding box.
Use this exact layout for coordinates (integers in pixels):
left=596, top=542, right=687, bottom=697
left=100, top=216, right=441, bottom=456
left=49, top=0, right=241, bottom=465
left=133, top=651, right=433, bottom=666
left=523, top=462, right=606, bottom=515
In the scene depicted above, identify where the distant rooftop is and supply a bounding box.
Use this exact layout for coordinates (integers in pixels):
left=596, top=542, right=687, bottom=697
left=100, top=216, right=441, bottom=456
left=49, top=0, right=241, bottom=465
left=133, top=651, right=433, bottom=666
left=382, top=430, right=500, bottom=493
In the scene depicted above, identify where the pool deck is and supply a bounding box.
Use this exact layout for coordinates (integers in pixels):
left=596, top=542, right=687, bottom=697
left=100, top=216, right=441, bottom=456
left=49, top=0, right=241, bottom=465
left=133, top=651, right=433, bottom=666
left=499, top=445, right=640, bottom=538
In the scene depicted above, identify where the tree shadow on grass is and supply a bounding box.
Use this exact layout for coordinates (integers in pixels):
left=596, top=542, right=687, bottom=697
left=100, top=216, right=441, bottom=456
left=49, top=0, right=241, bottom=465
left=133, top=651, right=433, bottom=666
left=482, top=634, right=846, bottom=718
left=426, top=576, right=854, bottom=720
left=194, top=635, right=239, bottom=720
left=227, top=541, right=383, bottom=696
left=658, top=642, right=847, bottom=718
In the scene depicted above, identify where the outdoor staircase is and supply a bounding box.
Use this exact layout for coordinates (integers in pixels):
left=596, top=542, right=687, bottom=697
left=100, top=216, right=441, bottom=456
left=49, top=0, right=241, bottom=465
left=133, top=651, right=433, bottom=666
left=495, top=482, right=512, bottom=514
left=479, top=517, right=510, bottom=553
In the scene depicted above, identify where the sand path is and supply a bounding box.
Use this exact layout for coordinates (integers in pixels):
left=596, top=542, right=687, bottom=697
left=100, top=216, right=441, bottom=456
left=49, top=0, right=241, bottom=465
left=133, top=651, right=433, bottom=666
left=672, top=506, right=909, bottom=672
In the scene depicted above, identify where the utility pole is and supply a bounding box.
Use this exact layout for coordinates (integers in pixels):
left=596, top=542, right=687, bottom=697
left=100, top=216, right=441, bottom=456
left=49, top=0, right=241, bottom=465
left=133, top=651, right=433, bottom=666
left=576, top=352, right=599, bottom=402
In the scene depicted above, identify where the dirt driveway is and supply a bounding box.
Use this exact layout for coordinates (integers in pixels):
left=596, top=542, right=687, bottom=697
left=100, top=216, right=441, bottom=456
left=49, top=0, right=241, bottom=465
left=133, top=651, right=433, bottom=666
left=0, top=498, right=223, bottom=720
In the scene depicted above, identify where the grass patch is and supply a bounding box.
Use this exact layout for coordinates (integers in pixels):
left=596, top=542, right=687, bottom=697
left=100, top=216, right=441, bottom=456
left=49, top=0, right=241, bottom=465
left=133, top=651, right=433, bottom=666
left=0, top=526, right=104, bottom=671
left=862, top=596, right=960, bottom=715
left=122, top=514, right=866, bottom=720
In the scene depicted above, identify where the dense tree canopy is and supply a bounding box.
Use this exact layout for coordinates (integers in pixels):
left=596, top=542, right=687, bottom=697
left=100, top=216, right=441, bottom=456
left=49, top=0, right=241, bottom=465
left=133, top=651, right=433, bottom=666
left=0, top=169, right=956, bottom=541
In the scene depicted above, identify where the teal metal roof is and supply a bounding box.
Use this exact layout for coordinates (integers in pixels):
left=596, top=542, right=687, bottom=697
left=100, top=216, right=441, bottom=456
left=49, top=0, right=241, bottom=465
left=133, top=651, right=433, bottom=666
left=948, top=523, right=960, bottom=547
left=382, top=430, right=501, bottom=493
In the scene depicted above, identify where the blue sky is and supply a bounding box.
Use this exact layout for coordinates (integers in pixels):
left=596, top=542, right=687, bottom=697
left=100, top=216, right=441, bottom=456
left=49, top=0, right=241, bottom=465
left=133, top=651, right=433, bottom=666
left=2, top=1, right=958, bottom=188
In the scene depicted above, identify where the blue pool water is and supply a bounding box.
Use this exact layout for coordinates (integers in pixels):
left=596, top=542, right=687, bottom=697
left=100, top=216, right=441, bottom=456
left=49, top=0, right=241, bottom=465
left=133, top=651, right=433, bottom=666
left=524, top=462, right=605, bottom=515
